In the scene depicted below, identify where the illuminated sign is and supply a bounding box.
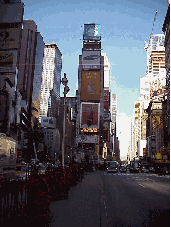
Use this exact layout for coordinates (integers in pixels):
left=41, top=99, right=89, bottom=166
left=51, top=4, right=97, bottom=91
left=82, top=128, right=99, bottom=133
left=0, top=50, right=17, bottom=72
left=103, top=113, right=111, bottom=121
left=81, top=102, right=100, bottom=128
left=81, top=70, right=101, bottom=101
left=104, top=89, right=109, bottom=111
left=83, top=24, right=101, bottom=41
left=82, top=50, right=101, bottom=69
left=77, top=135, right=99, bottom=144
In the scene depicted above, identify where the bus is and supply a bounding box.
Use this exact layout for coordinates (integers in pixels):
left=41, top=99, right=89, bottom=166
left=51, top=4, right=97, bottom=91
left=106, top=161, right=119, bottom=173
left=130, top=160, right=140, bottom=173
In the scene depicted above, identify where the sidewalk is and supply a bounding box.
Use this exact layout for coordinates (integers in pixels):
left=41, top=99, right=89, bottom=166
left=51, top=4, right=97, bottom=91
left=49, top=171, right=104, bottom=227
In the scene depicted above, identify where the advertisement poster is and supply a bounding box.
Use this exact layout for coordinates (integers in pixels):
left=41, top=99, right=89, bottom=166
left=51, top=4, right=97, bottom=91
left=104, top=89, right=109, bottom=111
left=82, top=50, right=101, bottom=69
left=83, top=24, right=101, bottom=41
left=81, top=102, right=100, bottom=128
left=0, top=50, right=17, bottom=72
left=81, top=70, right=101, bottom=101
left=0, top=28, right=21, bottom=50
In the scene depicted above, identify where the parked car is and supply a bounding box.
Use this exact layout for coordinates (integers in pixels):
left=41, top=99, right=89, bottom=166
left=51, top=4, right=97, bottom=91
left=126, top=164, right=130, bottom=170
left=141, top=165, right=149, bottom=173
left=149, top=166, right=155, bottom=173
left=163, top=167, right=170, bottom=175
left=31, top=159, right=40, bottom=165
left=106, top=161, right=119, bottom=173
left=119, top=165, right=127, bottom=173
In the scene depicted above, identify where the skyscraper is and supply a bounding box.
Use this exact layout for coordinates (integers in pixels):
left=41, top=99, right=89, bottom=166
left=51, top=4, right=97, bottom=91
left=144, top=34, right=166, bottom=101
left=40, top=43, right=62, bottom=122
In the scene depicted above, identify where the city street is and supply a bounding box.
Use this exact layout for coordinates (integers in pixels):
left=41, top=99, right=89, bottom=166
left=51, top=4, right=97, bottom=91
left=49, top=170, right=170, bottom=227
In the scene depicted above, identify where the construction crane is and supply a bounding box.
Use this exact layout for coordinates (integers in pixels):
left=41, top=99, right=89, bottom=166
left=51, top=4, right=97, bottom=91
left=144, top=10, right=158, bottom=50
left=151, top=10, right=158, bottom=35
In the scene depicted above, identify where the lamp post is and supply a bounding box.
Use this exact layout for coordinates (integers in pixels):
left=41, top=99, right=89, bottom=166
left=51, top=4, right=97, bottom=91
left=55, top=152, right=56, bottom=165
left=61, top=73, right=70, bottom=168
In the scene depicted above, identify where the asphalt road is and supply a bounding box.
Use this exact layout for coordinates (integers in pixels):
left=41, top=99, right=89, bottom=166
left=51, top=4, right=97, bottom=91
left=48, top=170, right=170, bottom=227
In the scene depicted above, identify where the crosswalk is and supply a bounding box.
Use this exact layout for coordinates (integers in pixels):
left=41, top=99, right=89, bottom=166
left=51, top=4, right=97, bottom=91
left=101, top=171, right=170, bottom=179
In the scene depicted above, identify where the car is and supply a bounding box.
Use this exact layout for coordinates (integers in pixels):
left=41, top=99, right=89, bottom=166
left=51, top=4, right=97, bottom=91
left=126, top=164, right=130, bottom=170
left=107, top=161, right=119, bottom=173
left=149, top=166, right=155, bottom=173
left=31, top=159, right=40, bottom=165
left=163, top=167, right=170, bottom=175
left=141, top=166, right=149, bottom=173
left=119, top=165, right=127, bottom=173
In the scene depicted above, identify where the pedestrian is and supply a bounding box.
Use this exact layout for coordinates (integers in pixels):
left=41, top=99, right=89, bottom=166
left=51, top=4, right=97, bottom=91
left=163, top=167, right=166, bottom=176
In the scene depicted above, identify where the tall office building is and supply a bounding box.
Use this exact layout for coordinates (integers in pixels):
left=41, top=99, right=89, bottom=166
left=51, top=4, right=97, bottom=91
left=40, top=43, right=62, bottom=122
left=101, top=53, right=110, bottom=89
left=32, top=32, right=44, bottom=126
left=144, top=34, right=166, bottom=101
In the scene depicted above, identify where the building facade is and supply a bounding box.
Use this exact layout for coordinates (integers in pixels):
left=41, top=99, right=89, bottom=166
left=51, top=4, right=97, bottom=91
left=40, top=43, right=62, bottom=122
left=0, top=1, right=24, bottom=142
left=31, top=32, right=45, bottom=128
left=162, top=4, right=170, bottom=137
left=76, top=24, right=113, bottom=162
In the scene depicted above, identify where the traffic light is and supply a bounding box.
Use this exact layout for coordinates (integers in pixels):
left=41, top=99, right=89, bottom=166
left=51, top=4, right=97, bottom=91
left=20, top=107, right=31, bottom=132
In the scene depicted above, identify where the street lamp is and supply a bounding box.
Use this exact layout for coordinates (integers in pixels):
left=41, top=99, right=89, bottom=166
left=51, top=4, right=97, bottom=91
left=55, top=152, right=56, bottom=165
left=61, top=73, right=70, bottom=168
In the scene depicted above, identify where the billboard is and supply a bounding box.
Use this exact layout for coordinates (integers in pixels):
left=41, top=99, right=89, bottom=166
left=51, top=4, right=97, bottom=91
left=0, top=28, right=21, bottom=50
left=82, top=50, right=101, bottom=69
left=103, top=121, right=110, bottom=130
left=77, top=135, right=99, bottom=144
left=0, top=2, right=24, bottom=23
left=41, top=117, right=56, bottom=129
left=81, top=70, right=101, bottom=101
left=0, top=50, right=17, bottom=72
left=0, top=91, right=8, bottom=123
left=83, top=24, right=101, bottom=41
left=81, top=102, right=100, bottom=128
left=104, top=89, right=109, bottom=111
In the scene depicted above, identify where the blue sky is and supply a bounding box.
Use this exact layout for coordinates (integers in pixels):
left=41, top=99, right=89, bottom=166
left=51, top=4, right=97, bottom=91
left=23, top=0, right=168, bottom=117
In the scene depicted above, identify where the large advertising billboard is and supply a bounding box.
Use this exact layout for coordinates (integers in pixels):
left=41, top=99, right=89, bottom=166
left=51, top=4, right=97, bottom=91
left=104, top=89, right=109, bottom=111
left=81, top=70, right=101, bottom=101
left=82, top=50, right=101, bottom=69
left=83, top=24, right=101, bottom=41
left=0, top=3, right=24, bottom=23
left=0, top=50, right=17, bottom=72
left=0, top=91, right=8, bottom=123
left=81, top=102, right=100, bottom=128
left=0, top=28, right=21, bottom=50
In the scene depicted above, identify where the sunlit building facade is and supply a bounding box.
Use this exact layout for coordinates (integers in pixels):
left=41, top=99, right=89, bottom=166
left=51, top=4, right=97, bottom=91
left=40, top=43, right=62, bottom=122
